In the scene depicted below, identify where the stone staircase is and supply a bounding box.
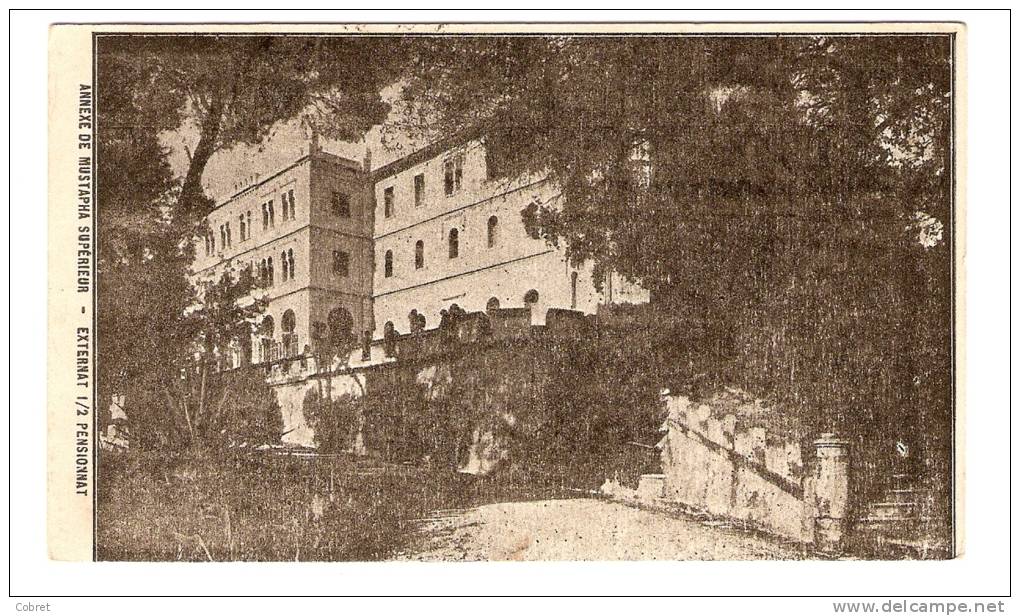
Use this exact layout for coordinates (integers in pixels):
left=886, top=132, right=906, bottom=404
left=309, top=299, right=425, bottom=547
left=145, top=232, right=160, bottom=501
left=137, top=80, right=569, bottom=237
left=856, top=472, right=937, bottom=557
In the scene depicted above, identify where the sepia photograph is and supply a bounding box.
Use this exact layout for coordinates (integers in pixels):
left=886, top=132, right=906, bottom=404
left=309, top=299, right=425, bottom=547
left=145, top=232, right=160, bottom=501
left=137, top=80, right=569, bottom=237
left=82, top=26, right=961, bottom=564
left=9, top=2, right=1017, bottom=608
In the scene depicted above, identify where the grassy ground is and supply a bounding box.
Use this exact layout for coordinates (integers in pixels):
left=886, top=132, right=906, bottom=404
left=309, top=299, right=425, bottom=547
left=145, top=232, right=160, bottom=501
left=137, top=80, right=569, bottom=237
left=96, top=450, right=578, bottom=562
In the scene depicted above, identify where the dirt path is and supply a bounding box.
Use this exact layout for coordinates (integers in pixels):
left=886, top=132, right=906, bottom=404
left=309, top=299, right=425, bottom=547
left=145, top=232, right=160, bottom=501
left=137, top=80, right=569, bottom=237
left=394, top=498, right=806, bottom=561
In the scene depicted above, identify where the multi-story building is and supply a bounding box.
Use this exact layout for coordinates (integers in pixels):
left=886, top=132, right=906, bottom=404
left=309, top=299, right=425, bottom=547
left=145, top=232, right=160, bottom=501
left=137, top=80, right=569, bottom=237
left=369, top=135, right=647, bottom=335
left=191, top=133, right=648, bottom=367
left=191, top=137, right=374, bottom=366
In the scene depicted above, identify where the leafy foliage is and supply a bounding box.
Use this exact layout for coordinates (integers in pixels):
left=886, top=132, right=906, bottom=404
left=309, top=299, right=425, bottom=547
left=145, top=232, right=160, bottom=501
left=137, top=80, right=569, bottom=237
left=201, top=367, right=284, bottom=447
left=356, top=334, right=665, bottom=488
left=97, top=35, right=405, bottom=217
left=96, top=49, right=196, bottom=443
left=97, top=452, right=434, bottom=561
left=97, top=35, right=403, bottom=450
left=303, top=387, right=361, bottom=454
left=393, top=36, right=954, bottom=516
left=361, top=368, right=459, bottom=466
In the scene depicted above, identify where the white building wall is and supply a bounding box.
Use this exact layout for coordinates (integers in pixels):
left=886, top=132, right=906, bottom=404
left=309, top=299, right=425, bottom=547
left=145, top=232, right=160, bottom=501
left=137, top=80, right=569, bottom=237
left=370, top=138, right=647, bottom=334
left=193, top=159, right=313, bottom=274
left=191, top=150, right=376, bottom=363
left=192, top=137, right=649, bottom=355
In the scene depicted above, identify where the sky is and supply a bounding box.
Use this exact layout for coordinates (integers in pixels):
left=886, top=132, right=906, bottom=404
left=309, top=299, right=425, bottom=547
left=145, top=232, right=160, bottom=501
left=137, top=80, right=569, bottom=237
left=160, top=84, right=422, bottom=204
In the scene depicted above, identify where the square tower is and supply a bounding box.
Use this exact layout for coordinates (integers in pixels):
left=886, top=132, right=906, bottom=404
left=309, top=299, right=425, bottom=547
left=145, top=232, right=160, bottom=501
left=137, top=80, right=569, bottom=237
left=191, top=146, right=373, bottom=367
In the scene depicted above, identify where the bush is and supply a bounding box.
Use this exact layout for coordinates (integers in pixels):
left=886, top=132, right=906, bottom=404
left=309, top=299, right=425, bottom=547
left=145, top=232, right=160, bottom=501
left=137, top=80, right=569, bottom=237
left=96, top=450, right=433, bottom=561
left=302, top=387, right=360, bottom=453
left=355, top=333, right=669, bottom=489
left=205, top=366, right=284, bottom=447
left=362, top=369, right=454, bottom=465
left=121, top=366, right=283, bottom=451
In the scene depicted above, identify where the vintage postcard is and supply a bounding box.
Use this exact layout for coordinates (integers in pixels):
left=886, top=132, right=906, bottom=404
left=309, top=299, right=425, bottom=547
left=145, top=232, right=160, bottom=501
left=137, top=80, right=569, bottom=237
left=47, top=22, right=965, bottom=563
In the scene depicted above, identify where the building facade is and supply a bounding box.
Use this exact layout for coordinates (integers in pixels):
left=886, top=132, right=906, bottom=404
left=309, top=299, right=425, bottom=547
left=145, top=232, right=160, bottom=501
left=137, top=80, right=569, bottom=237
left=191, top=134, right=647, bottom=367
left=191, top=140, right=374, bottom=366
left=369, top=136, right=647, bottom=336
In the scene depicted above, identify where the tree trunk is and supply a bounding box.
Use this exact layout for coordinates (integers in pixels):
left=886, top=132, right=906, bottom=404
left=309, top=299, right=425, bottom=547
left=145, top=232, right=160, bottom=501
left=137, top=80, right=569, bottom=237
left=179, top=99, right=225, bottom=218
left=196, top=361, right=207, bottom=439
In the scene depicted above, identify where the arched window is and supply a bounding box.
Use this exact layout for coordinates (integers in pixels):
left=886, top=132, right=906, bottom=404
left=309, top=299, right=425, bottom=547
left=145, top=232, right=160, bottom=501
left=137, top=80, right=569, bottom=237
left=327, top=307, right=354, bottom=347
left=570, top=271, right=579, bottom=309
left=282, top=310, right=296, bottom=333
left=414, top=240, right=424, bottom=270
left=448, top=228, right=459, bottom=259
left=287, top=248, right=295, bottom=280
left=487, top=216, right=499, bottom=248
left=282, top=309, right=297, bottom=357
left=486, top=297, right=501, bottom=312
left=384, top=250, right=393, bottom=278
left=524, top=289, right=539, bottom=305
left=281, top=250, right=289, bottom=281
left=267, top=257, right=274, bottom=286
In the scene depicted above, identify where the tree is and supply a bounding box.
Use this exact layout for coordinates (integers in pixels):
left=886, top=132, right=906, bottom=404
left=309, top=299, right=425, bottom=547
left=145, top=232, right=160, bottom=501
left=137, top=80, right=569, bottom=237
left=303, top=388, right=362, bottom=454
left=96, top=49, right=196, bottom=447
left=200, top=366, right=284, bottom=448
left=97, top=35, right=405, bottom=218
left=96, top=35, right=405, bottom=449
left=169, top=267, right=266, bottom=444
left=393, top=36, right=955, bottom=527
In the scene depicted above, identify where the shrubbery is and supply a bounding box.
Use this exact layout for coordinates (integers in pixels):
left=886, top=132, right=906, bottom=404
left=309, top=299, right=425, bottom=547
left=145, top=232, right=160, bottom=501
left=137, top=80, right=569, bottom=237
left=349, top=330, right=668, bottom=490
left=125, top=365, right=283, bottom=451
left=97, top=450, right=432, bottom=561
left=362, top=369, right=461, bottom=466
left=302, top=387, right=361, bottom=453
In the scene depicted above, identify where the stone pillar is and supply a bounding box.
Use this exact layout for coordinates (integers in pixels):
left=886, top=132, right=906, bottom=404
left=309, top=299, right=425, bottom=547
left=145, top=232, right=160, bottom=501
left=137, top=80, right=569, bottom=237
left=813, top=433, right=850, bottom=552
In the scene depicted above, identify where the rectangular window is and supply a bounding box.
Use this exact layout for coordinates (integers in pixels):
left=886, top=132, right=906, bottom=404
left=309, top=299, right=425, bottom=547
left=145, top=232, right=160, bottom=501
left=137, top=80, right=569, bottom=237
left=246, top=211, right=252, bottom=238
left=332, top=250, right=350, bottom=277
left=414, top=173, right=425, bottom=207
left=332, top=191, right=351, bottom=218
left=267, top=200, right=275, bottom=227
left=280, top=189, right=294, bottom=221
left=225, top=222, right=231, bottom=247
left=239, top=214, right=246, bottom=241
left=383, top=186, right=394, bottom=218
left=444, top=155, right=463, bottom=195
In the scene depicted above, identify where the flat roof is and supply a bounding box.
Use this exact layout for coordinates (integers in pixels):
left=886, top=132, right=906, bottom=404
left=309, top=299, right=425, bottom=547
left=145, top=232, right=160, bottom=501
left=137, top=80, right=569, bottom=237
left=212, top=150, right=363, bottom=212
left=370, top=126, right=483, bottom=182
